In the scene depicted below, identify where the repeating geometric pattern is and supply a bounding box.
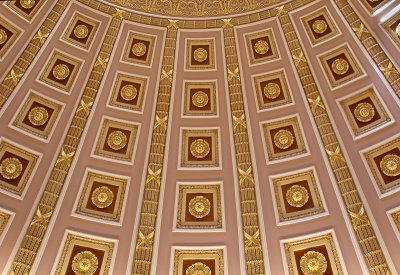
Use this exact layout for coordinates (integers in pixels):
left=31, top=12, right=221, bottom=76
left=0, top=0, right=399, bottom=275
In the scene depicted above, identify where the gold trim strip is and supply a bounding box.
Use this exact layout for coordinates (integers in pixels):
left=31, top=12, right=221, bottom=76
left=334, top=0, right=400, bottom=98
left=277, top=4, right=391, bottom=274
left=222, top=23, right=266, bottom=275
left=8, top=14, right=124, bottom=275
left=130, top=24, right=178, bottom=275
left=0, top=0, right=71, bottom=110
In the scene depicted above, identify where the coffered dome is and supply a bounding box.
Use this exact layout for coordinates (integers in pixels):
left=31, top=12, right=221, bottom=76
left=0, top=0, right=399, bottom=274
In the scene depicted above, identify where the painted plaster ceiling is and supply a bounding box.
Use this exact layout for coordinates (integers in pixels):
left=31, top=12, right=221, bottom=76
left=0, top=0, right=400, bottom=275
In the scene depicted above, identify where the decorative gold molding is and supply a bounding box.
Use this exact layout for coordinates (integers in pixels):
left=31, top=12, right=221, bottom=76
left=277, top=7, right=391, bottom=274
left=130, top=21, right=178, bottom=275
left=8, top=15, right=123, bottom=275
left=109, top=0, right=284, bottom=18
left=222, top=19, right=266, bottom=275
left=0, top=0, right=71, bottom=110
left=333, top=0, right=400, bottom=98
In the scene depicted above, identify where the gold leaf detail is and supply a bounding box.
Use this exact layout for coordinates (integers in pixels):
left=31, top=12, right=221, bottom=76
left=33, top=29, right=49, bottom=45
left=233, top=114, right=246, bottom=129
left=76, top=99, right=93, bottom=116
left=326, top=146, right=345, bottom=164
left=154, top=115, right=168, bottom=130
left=56, top=147, right=75, bottom=167
left=244, top=229, right=261, bottom=248
left=160, top=68, right=173, bottom=82
left=222, top=18, right=233, bottom=28
left=349, top=206, right=370, bottom=229
left=136, top=230, right=154, bottom=250
left=5, top=69, right=24, bottom=85
left=30, top=208, right=52, bottom=227
left=94, top=56, right=109, bottom=70
left=307, top=96, right=325, bottom=114
left=238, top=166, right=254, bottom=185
left=146, top=167, right=162, bottom=186
left=167, top=19, right=179, bottom=29
left=228, top=67, right=240, bottom=82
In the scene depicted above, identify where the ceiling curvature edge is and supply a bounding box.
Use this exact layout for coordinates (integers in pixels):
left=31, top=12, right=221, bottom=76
left=102, top=0, right=288, bottom=19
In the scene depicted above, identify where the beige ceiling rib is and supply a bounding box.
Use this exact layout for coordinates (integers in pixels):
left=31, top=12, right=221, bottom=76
left=221, top=21, right=267, bottom=275
left=130, top=21, right=178, bottom=275
left=0, top=0, right=71, bottom=110
left=276, top=3, right=391, bottom=274
left=333, top=0, right=400, bottom=98
left=7, top=13, right=123, bottom=275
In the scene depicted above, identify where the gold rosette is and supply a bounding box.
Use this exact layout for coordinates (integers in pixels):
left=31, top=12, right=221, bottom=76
left=71, top=250, right=99, bottom=275
left=312, top=19, right=328, bottom=34
left=28, top=107, right=49, bottom=126
left=354, top=102, right=375, bottom=123
left=380, top=154, right=400, bottom=177
left=185, top=262, right=212, bottom=275
left=331, top=58, right=349, bottom=75
left=188, top=195, right=211, bottom=218
left=254, top=39, right=269, bottom=55
left=396, top=23, right=400, bottom=36
left=273, top=129, right=294, bottom=150
left=190, top=139, right=210, bottom=159
left=120, top=84, right=138, bottom=101
left=74, top=24, right=89, bottom=39
left=192, top=91, right=209, bottom=108
left=91, top=186, right=114, bottom=208
left=52, top=64, right=70, bottom=80
left=0, top=157, right=23, bottom=180
left=0, top=29, right=7, bottom=45
left=286, top=185, right=309, bottom=208
left=193, top=48, right=208, bottom=63
left=263, top=83, right=281, bottom=99
left=300, top=251, right=328, bottom=275
left=131, top=42, right=147, bottom=57
left=20, top=0, right=35, bottom=9
left=107, top=130, right=128, bottom=151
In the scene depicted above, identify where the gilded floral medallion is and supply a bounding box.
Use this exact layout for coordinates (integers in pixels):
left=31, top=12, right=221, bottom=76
left=0, top=29, right=7, bottom=45
left=120, top=84, right=138, bottom=101
left=71, top=250, right=99, bottom=275
left=193, top=48, right=208, bottom=63
left=185, top=262, right=212, bottom=275
left=192, top=91, right=209, bottom=108
left=28, top=107, right=49, bottom=126
left=188, top=195, right=211, bottom=218
left=254, top=40, right=269, bottom=55
left=300, top=251, right=328, bottom=275
left=331, top=58, right=349, bottom=75
left=354, top=102, right=375, bottom=123
left=380, top=154, right=400, bottom=177
left=312, top=20, right=328, bottom=34
left=91, top=186, right=114, bottom=208
left=190, top=139, right=210, bottom=159
left=396, top=23, right=400, bottom=36
left=74, top=25, right=89, bottom=39
left=273, top=130, right=294, bottom=150
left=286, top=185, right=309, bottom=208
left=52, top=64, right=70, bottom=80
left=263, top=83, right=281, bottom=99
left=20, top=0, right=35, bottom=9
left=131, top=42, right=147, bottom=57
left=107, top=130, right=128, bottom=151
left=0, top=157, right=23, bottom=179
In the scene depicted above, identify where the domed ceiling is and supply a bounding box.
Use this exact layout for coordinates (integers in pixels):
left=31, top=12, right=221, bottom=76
left=0, top=0, right=399, bottom=275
